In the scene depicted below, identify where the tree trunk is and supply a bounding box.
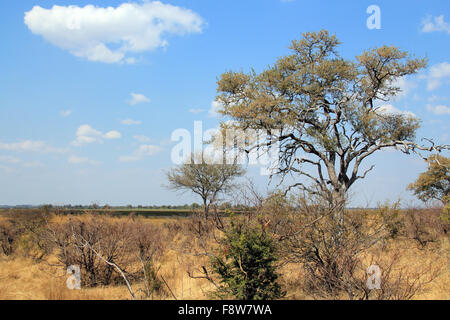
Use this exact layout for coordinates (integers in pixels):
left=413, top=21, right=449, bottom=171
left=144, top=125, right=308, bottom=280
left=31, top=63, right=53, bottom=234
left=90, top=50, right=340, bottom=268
left=331, top=188, right=347, bottom=231
left=202, top=197, right=209, bottom=219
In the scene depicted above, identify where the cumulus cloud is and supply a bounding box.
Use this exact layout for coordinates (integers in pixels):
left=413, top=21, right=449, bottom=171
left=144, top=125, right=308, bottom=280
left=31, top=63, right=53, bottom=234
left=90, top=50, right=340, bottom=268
left=0, top=155, right=43, bottom=168
left=24, top=2, right=204, bottom=64
left=421, top=62, right=450, bottom=91
left=428, top=95, right=439, bottom=103
left=377, top=104, right=416, bottom=118
left=0, top=155, right=21, bottom=164
left=135, top=144, right=161, bottom=156
left=60, top=109, right=72, bottom=117
left=208, top=100, right=223, bottom=118
left=119, top=144, right=162, bottom=162
left=68, top=155, right=100, bottom=165
left=0, top=140, right=67, bottom=153
left=390, top=77, right=417, bottom=101
left=426, top=104, right=450, bottom=115
left=103, top=131, right=121, bottom=139
left=121, top=118, right=142, bottom=125
left=188, top=108, right=205, bottom=114
left=72, top=124, right=121, bottom=146
left=128, top=93, right=150, bottom=105
left=133, top=135, right=151, bottom=143
left=421, top=15, right=450, bottom=34
left=118, top=155, right=141, bottom=163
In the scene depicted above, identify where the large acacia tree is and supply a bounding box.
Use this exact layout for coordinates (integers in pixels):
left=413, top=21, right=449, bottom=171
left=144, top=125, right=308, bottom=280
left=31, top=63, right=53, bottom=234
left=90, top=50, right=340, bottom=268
left=216, top=30, right=448, bottom=208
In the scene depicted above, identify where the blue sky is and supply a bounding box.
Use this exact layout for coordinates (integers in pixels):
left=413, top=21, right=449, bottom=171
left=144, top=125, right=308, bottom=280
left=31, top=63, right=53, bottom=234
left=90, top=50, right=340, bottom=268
left=0, top=0, right=449, bottom=206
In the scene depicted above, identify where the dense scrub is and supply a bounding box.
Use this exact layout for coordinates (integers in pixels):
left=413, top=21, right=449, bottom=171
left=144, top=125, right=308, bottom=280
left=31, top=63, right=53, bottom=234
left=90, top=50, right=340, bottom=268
left=0, top=203, right=448, bottom=300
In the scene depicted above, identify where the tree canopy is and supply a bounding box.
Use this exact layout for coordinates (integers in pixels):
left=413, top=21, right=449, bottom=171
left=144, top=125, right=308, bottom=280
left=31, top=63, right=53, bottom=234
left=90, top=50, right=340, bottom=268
left=166, top=153, right=245, bottom=215
left=216, top=30, right=447, bottom=206
left=408, top=155, right=449, bottom=204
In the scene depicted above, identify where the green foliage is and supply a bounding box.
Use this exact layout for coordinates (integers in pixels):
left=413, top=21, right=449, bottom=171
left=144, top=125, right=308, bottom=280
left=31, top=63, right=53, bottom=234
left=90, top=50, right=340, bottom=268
left=210, top=219, right=285, bottom=300
left=408, top=155, right=450, bottom=203
left=143, top=261, right=164, bottom=298
left=379, top=201, right=404, bottom=239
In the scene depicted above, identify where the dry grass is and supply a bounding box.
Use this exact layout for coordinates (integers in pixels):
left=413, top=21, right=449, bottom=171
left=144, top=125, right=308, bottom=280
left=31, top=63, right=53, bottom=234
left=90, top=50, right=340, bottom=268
left=0, top=247, right=213, bottom=300
left=0, top=256, right=130, bottom=300
left=0, top=212, right=448, bottom=300
left=278, top=233, right=449, bottom=300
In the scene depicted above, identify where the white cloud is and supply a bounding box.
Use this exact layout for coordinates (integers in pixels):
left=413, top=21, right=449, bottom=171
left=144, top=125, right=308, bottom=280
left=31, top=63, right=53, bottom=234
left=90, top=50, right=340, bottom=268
left=103, top=131, right=121, bottom=139
left=422, top=62, right=450, bottom=91
left=427, top=95, right=447, bottom=103
left=421, top=15, right=450, bottom=34
left=0, top=140, right=67, bottom=153
left=377, top=104, right=416, bottom=118
left=135, top=144, right=161, bottom=156
left=128, top=93, right=150, bottom=105
left=429, top=62, right=450, bottom=79
left=121, top=118, right=142, bottom=125
left=60, top=109, right=72, bottom=117
left=133, top=135, right=151, bottom=143
left=189, top=108, right=205, bottom=114
left=125, top=57, right=138, bottom=64
left=119, top=144, right=162, bottom=162
left=428, top=95, right=439, bottom=103
left=22, top=161, right=44, bottom=168
left=72, top=125, right=102, bottom=145
left=209, top=100, right=223, bottom=118
left=390, top=77, right=416, bottom=100
left=72, top=124, right=121, bottom=146
left=68, top=155, right=100, bottom=165
left=24, top=2, right=204, bottom=64
left=0, top=155, right=43, bottom=168
left=426, top=104, right=450, bottom=115
left=0, top=155, right=21, bottom=164
left=118, top=155, right=142, bottom=163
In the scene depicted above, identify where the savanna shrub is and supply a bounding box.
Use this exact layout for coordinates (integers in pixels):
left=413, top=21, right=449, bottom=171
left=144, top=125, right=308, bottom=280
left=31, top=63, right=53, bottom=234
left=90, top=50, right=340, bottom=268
left=403, top=208, right=447, bottom=248
left=0, top=210, right=48, bottom=257
left=142, top=261, right=166, bottom=298
left=259, top=194, right=441, bottom=300
left=44, top=214, right=168, bottom=288
left=0, top=220, right=17, bottom=256
left=210, top=219, right=285, bottom=300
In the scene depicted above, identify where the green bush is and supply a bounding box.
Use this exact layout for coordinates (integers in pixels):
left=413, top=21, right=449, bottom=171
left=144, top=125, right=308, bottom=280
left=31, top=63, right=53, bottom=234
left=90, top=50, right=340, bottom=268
left=210, top=219, right=285, bottom=300
left=143, top=261, right=165, bottom=298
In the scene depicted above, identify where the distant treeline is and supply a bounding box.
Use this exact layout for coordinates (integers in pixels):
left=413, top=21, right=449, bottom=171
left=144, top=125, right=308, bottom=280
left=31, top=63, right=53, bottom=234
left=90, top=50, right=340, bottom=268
left=0, top=203, right=372, bottom=210
left=0, top=202, right=246, bottom=215
left=1, top=203, right=208, bottom=210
